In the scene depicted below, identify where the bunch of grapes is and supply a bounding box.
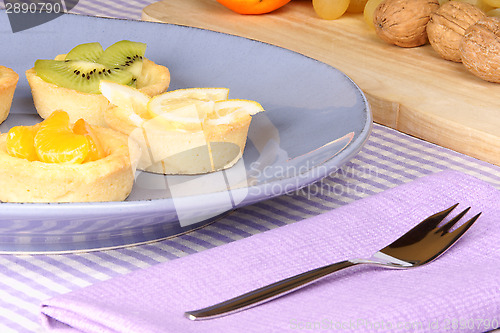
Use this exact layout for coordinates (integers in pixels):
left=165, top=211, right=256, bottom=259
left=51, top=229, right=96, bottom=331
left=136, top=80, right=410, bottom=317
left=313, top=0, right=381, bottom=22
left=313, top=0, right=500, bottom=28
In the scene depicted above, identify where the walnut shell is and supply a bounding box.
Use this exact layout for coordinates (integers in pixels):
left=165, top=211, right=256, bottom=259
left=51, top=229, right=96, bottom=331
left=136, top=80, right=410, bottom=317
left=374, top=0, right=440, bottom=47
left=460, top=17, right=500, bottom=83
left=427, top=1, right=485, bottom=62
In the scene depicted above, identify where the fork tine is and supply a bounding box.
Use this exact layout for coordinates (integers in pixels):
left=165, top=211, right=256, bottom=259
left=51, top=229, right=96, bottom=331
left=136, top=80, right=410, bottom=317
left=387, top=203, right=459, bottom=248
left=435, top=207, right=471, bottom=235
left=419, top=203, right=459, bottom=230
left=447, top=212, right=481, bottom=240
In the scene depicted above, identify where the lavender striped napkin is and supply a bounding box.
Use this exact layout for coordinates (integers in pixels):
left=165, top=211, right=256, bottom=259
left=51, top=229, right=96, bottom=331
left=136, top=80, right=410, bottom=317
left=41, top=170, right=500, bottom=333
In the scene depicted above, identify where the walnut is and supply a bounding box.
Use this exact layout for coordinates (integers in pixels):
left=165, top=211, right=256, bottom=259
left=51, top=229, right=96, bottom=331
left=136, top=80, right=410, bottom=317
left=460, top=17, right=500, bottom=83
left=374, top=0, right=440, bottom=47
left=427, top=1, right=486, bottom=62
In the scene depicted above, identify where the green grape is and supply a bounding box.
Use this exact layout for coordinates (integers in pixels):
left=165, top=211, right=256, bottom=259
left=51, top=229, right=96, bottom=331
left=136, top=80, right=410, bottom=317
left=454, top=0, right=494, bottom=12
left=363, top=0, right=385, bottom=29
left=347, top=0, right=369, bottom=13
left=313, top=0, right=350, bottom=20
left=487, top=8, right=500, bottom=17
left=483, top=0, right=500, bottom=7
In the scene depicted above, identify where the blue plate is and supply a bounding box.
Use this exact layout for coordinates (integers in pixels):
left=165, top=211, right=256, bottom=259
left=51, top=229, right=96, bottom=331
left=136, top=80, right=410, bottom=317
left=0, top=13, right=372, bottom=253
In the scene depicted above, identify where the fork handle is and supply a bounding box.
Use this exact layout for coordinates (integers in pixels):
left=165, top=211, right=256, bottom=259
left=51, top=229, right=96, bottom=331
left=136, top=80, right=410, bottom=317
left=185, top=260, right=358, bottom=320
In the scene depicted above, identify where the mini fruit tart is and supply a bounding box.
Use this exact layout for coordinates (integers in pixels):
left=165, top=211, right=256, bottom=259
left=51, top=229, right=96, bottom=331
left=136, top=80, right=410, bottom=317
left=0, top=66, right=19, bottom=124
left=0, top=110, right=140, bottom=203
left=100, top=81, right=264, bottom=175
left=26, top=40, right=170, bottom=127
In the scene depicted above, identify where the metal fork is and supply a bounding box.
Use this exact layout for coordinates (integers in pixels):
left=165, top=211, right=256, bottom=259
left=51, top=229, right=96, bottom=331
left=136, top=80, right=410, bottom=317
left=185, top=204, right=481, bottom=320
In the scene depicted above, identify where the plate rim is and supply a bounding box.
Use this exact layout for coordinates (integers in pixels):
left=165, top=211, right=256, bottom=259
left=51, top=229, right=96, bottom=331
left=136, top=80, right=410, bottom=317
left=0, top=13, right=372, bottom=219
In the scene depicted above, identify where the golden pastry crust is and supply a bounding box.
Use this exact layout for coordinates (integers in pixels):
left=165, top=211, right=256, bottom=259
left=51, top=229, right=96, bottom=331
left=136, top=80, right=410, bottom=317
left=0, top=127, right=139, bottom=203
left=0, top=66, right=19, bottom=124
left=105, top=106, right=250, bottom=174
left=26, top=58, right=170, bottom=126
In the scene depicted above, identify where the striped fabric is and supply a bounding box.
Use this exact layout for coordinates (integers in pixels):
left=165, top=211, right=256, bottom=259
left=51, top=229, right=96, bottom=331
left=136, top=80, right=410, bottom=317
left=2, top=1, right=500, bottom=332
left=69, top=0, right=156, bottom=20
left=0, top=0, right=154, bottom=20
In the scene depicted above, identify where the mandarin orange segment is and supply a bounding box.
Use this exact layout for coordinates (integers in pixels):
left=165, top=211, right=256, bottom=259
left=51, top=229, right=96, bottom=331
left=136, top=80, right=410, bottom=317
left=73, top=118, right=106, bottom=162
left=6, top=126, right=38, bottom=161
left=34, top=111, right=90, bottom=163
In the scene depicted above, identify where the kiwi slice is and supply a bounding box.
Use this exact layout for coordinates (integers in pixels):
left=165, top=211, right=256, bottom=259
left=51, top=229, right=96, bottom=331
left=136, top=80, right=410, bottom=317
left=65, top=42, right=104, bottom=62
left=97, top=40, right=146, bottom=79
left=35, top=59, right=133, bottom=94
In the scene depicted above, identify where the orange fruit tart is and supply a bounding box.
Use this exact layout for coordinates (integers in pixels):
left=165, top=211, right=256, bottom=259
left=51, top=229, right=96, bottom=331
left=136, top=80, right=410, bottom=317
left=26, top=40, right=170, bottom=127
left=0, top=66, right=19, bottom=124
left=100, top=81, right=264, bottom=175
left=0, top=111, right=140, bottom=203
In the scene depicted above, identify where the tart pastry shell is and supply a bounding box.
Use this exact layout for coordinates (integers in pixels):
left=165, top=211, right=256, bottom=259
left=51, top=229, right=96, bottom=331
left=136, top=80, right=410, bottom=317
left=0, top=66, right=19, bottom=124
left=105, top=106, right=251, bottom=175
left=0, top=127, right=140, bottom=203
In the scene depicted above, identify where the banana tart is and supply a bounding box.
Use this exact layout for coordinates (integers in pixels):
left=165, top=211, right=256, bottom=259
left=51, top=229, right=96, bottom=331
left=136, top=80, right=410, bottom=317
left=0, top=111, right=139, bottom=203
left=100, top=81, right=264, bottom=175
left=26, top=40, right=170, bottom=127
left=0, top=66, right=19, bottom=124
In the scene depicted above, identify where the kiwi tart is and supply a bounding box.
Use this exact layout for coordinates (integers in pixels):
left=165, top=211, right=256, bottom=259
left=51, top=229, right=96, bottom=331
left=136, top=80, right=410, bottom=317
left=26, top=40, right=170, bottom=126
left=0, top=66, right=19, bottom=124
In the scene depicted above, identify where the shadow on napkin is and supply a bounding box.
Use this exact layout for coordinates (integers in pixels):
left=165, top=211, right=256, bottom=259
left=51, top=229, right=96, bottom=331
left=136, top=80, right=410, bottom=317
left=41, top=170, right=500, bottom=333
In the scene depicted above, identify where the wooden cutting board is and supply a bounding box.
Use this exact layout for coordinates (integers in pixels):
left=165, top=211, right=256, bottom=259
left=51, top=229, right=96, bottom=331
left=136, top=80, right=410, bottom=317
left=142, top=0, right=500, bottom=166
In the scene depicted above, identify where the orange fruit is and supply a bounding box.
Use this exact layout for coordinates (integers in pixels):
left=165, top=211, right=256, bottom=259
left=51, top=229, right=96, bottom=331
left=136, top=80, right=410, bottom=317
left=73, top=119, right=106, bottom=162
left=6, top=111, right=106, bottom=163
left=34, top=111, right=90, bottom=163
left=216, top=0, right=291, bottom=14
left=6, top=126, right=38, bottom=161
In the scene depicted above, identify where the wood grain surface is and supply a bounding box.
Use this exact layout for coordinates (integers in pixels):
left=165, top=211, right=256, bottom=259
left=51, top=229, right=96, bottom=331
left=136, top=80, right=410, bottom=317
left=142, top=0, right=500, bottom=166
